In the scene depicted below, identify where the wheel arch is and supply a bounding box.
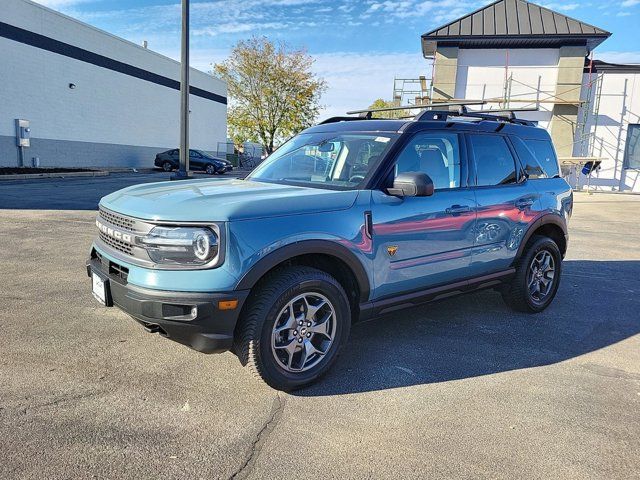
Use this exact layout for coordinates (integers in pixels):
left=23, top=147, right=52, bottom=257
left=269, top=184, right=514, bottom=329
left=515, top=214, right=567, bottom=261
left=236, top=240, right=371, bottom=318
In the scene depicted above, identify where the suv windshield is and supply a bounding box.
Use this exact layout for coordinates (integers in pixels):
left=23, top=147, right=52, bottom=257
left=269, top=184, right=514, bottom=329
left=248, top=132, right=399, bottom=189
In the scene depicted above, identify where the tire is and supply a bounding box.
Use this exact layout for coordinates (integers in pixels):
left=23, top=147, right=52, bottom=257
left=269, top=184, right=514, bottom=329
left=502, top=235, right=562, bottom=313
left=162, top=161, right=173, bottom=172
left=205, top=164, right=216, bottom=175
left=234, top=266, right=351, bottom=391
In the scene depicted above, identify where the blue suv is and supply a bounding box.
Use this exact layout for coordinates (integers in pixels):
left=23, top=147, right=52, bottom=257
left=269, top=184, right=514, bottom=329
left=87, top=108, right=572, bottom=390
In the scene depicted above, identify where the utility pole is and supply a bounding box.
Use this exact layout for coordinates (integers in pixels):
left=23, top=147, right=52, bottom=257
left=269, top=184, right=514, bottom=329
left=172, top=0, right=191, bottom=180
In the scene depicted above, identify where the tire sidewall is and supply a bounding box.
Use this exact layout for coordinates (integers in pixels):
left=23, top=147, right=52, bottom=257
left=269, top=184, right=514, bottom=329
left=257, top=276, right=350, bottom=389
left=521, top=237, right=562, bottom=312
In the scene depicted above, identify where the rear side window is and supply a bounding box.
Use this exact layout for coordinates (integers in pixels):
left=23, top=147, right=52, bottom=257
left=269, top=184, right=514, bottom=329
left=524, top=139, right=560, bottom=178
left=510, top=136, right=546, bottom=179
left=469, top=134, right=517, bottom=186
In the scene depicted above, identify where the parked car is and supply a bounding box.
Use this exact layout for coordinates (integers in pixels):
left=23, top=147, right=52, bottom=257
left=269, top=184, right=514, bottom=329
left=154, top=149, right=233, bottom=174
left=88, top=108, right=572, bottom=391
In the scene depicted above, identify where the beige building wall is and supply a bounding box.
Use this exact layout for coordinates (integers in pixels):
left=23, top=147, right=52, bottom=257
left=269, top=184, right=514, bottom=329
left=431, top=47, right=459, bottom=101
left=549, top=46, right=588, bottom=157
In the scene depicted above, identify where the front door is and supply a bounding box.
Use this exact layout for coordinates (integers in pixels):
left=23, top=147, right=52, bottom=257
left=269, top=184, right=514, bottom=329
left=466, top=133, right=540, bottom=277
left=371, top=131, right=477, bottom=299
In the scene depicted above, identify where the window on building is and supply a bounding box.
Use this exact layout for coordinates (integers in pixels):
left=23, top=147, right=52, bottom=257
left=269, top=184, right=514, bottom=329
left=394, top=132, right=461, bottom=189
left=624, top=124, right=640, bottom=170
left=470, top=134, right=517, bottom=186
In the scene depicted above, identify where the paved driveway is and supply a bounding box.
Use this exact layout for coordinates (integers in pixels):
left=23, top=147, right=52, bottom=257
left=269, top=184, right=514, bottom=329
left=0, top=180, right=639, bottom=479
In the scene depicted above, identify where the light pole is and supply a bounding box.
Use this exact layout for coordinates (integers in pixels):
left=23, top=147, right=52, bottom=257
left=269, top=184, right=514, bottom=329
left=172, top=0, right=191, bottom=180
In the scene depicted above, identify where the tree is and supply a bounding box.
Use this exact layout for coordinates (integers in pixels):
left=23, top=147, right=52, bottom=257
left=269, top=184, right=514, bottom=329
left=367, top=99, right=407, bottom=119
left=214, top=37, right=327, bottom=154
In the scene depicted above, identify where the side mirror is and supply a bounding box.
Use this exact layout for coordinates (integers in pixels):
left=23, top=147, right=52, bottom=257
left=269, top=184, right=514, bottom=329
left=387, top=172, right=434, bottom=197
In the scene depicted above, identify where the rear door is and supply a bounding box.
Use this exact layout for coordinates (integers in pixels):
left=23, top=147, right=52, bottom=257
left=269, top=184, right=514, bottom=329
left=189, top=150, right=204, bottom=169
left=371, top=130, right=477, bottom=298
left=466, top=133, right=539, bottom=276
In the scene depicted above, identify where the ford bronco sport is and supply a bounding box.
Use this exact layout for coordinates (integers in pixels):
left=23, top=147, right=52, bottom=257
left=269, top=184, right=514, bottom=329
left=87, top=106, right=572, bottom=390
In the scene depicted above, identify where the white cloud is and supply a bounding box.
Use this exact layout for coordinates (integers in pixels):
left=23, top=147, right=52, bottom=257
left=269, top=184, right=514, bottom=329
left=595, top=51, right=640, bottom=63
left=539, top=2, right=580, bottom=11
left=311, top=52, right=429, bottom=119
left=621, top=0, right=640, bottom=7
left=32, top=0, right=94, bottom=7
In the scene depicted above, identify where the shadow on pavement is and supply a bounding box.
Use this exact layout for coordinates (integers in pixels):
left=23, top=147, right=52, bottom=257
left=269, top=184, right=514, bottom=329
left=295, top=260, right=640, bottom=396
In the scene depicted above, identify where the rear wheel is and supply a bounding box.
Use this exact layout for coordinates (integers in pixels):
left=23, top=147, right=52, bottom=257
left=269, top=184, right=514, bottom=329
left=162, top=161, right=173, bottom=172
left=502, top=235, right=562, bottom=313
left=234, top=267, right=351, bottom=391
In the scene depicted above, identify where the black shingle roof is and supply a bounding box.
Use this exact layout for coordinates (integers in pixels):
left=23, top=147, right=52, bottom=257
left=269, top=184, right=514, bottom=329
left=422, top=0, right=611, bottom=56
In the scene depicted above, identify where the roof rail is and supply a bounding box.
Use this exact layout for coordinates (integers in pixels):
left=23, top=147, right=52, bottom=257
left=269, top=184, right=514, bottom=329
left=416, top=105, right=538, bottom=126
left=346, top=100, right=486, bottom=119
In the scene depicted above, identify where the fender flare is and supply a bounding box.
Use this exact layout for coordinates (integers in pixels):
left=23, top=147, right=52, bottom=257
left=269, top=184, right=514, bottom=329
left=515, top=214, right=568, bottom=259
left=236, top=240, right=371, bottom=301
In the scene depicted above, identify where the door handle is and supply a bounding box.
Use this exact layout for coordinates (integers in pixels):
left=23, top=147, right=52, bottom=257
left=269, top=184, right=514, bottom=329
left=445, top=205, right=471, bottom=215
left=516, top=199, right=534, bottom=209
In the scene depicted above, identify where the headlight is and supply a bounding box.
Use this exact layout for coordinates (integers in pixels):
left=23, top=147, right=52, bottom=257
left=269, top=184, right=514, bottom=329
left=139, top=226, right=219, bottom=266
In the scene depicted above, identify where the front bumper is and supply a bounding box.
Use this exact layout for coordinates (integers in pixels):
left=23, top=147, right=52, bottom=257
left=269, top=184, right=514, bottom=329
left=86, top=254, right=249, bottom=354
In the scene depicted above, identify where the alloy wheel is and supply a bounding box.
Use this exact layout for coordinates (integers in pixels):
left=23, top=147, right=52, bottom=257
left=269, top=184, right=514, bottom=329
left=270, top=293, right=336, bottom=373
left=527, top=250, right=555, bottom=303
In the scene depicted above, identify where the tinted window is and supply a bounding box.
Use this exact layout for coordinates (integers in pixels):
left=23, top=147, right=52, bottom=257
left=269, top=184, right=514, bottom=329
left=189, top=150, right=202, bottom=158
left=395, top=132, right=461, bottom=189
left=525, top=139, right=560, bottom=178
left=624, top=124, right=640, bottom=169
left=470, top=134, right=517, bottom=186
left=510, top=136, right=546, bottom=179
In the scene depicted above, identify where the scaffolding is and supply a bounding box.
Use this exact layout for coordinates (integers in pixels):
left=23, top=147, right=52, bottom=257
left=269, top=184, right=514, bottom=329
left=390, top=53, right=606, bottom=191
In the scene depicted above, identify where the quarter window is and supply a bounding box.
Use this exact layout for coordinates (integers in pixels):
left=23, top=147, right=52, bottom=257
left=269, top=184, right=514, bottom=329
left=470, top=134, right=517, bottom=186
left=394, top=132, right=461, bottom=189
left=624, top=124, right=640, bottom=169
left=524, top=139, right=560, bottom=178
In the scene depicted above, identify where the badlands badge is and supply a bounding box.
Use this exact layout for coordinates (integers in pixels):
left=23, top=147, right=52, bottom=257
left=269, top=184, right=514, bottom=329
left=387, top=245, right=398, bottom=257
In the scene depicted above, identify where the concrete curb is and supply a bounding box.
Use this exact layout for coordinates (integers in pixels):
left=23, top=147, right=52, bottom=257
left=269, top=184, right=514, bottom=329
left=0, top=171, right=110, bottom=181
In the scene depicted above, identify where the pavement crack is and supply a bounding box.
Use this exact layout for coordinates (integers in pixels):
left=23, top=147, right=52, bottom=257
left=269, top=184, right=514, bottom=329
left=230, top=393, right=286, bottom=480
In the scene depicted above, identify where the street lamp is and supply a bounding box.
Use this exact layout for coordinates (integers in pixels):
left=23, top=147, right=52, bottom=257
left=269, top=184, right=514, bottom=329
left=172, top=0, right=191, bottom=180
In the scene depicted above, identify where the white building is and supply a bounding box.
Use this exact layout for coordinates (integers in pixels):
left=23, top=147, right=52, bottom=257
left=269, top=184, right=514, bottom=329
left=420, top=0, right=640, bottom=192
left=0, top=0, right=227, bottom=169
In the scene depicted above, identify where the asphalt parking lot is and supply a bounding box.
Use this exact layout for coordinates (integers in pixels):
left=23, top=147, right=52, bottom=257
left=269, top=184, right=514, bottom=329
left=1, top=177, right=639, bottom=479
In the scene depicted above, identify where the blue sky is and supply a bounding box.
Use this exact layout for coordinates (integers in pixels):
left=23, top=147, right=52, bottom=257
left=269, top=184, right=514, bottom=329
left=35, top=0, right=640, bottom=118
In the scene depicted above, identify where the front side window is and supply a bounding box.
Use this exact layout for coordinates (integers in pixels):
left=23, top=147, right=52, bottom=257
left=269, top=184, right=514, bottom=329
left=470, top=134, right=517, bottom=186
left=394, top=132, right=461, bottom=189
left=624, top=124, right=640, bottom=169
left=248, top=132, right=398, bottom=189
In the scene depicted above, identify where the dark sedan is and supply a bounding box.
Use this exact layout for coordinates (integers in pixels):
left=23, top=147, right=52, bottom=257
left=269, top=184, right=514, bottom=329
left=155, top=149, right=233, bottom=175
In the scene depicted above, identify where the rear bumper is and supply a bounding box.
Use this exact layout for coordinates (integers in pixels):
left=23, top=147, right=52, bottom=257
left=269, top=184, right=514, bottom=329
left=86, top=256, right=249, bottom=354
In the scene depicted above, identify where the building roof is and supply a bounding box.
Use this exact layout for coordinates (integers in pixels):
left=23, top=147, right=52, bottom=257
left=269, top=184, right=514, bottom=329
left=422, top=0, right=611, bottom=56
left=585, top=60, right=640, bottom=74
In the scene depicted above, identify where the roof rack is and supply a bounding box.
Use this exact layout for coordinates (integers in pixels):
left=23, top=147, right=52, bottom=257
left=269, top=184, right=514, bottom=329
left=418, top=105, right=538, bottom=125
left=319, top=103, right=538, bottom=126
left=345, top=100, right=486, bottom=119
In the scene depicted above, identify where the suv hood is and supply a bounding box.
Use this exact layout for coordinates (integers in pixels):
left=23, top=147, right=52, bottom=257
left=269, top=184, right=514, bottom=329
left=100, top=178, right=359, bottom=222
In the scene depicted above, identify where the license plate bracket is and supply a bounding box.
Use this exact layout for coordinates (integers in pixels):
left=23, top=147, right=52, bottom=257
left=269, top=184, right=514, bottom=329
left=91, top=269, right=113, bottom=307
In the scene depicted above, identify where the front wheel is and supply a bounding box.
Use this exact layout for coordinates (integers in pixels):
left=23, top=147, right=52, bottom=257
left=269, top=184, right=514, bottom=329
left=205, top=164, right=216, bottom=175
left=234, top=267, right=351, bottom=391
left=502, top=235, right=562, bottom=313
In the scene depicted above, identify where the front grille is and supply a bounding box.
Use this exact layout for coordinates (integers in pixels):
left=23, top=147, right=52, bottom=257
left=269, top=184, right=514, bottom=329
left=99, top=207, right=136, bottom=232
left=109, top=260, right=129, bottom=282
left=99, top=231, right=133, bottom=256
